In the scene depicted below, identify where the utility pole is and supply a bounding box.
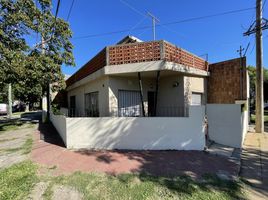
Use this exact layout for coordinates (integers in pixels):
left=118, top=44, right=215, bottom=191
left=255, top=0, right=263, bottom=133
left=237, top=45, right=244, bottom=58
left=244, top=0, right=268, bottom=133
left=41, top=36, right=50, bottom=122
left=147, top=12, right=160, bottom=40
left=237, top=45, right=245, bottom=100
left=7, top=83, right=12, bottom=118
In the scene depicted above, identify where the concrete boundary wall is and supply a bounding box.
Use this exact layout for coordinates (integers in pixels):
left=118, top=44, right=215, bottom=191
left=50, top=106, right=206, bottom=150
left=207, top=104, right=248, bottom=148
left=50, top=114, right=67, bottom=146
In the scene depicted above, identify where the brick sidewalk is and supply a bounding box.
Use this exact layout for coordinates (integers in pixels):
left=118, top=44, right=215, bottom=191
left=31, top=122, right=239, bottom=179
left=240, top=132, right=268, bottom=197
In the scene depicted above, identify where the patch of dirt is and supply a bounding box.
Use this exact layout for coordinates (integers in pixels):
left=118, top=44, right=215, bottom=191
left=0, top=152, right=29, bottom=168
left=28, top=181, right=50, bottom=200
left=52, top=185, right=83, bottom=200
left=0, top=126, right=36, bottom=168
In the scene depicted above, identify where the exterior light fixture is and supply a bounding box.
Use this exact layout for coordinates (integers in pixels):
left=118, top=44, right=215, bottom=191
left=172, top=81, right=179, bottom=87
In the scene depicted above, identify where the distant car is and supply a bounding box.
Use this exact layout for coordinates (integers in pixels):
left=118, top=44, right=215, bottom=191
left=264, top=103, right=268, bottom=111
left=12, top=101, right=26, bottom=112
left=0, top=103, right=7, bottom=115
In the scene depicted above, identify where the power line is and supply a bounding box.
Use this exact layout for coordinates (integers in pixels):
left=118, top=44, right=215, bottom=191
left=55, top=0, right=61, bottom=20
left=163, top=7, right=255, bottom=26
left=73, top=6, right=255, bottom=40
left=263, top=0, right=267, bottom=12
left=119, top=0, right=146, bottom=17
left=67, top=0, right=75, bottom=21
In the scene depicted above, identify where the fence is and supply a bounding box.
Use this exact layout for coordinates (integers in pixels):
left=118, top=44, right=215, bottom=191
left=50, top=106, right=205, bottom=150
left=61, top=106, right=189, bottom=118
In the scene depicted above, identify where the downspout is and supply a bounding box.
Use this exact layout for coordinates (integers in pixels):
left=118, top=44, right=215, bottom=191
left=138, top=72, right=145, bottom=117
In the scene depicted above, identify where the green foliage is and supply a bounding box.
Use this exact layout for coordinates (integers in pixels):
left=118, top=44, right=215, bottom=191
left=51, top=103, right=61, bottom=115
left=247, top=66, right=268, bottom=105
left=0, top=0, right=75, bottom=105
left=0, top=161, right=37, bottom=200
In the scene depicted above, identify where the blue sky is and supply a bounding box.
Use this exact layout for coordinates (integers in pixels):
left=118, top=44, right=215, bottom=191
left=52, top=0, right=267, bottom=75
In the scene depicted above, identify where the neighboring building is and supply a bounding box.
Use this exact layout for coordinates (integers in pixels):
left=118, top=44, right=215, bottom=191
left=65, top=36, right=209, bottom=118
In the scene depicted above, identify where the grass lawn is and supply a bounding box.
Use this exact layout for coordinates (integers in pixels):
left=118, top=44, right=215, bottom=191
left=0, top=161, right=246, bottom=200
left=0, top=120, right=35, bottom=132
left=0, top=161, right=38, bottom=200
left=41, top=172, right=245, bottom=200
left=250, top=111, right=268, bottom=123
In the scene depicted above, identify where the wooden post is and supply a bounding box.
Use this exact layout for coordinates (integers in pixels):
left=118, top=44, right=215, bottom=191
left=255, top=0, right=264, bottom=133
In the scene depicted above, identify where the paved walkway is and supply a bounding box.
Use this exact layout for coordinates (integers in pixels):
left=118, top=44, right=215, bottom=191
left=31, top=122, right=239, bottom=179
left=240, top=132, right=268, bottom=199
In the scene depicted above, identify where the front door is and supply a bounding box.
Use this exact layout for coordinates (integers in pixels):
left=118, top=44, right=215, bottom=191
left=70, top=96, right=76, bottom=117
left=148, top=91, right=156, bottom=116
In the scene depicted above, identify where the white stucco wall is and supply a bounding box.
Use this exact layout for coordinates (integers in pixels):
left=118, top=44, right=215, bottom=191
left=64, top=106, right=205, bottom=150
left=50, top=113, right=67, bottom=146
left=206, top=104, right=248, bottom=148
left=67, top=76, right=109, bottom=116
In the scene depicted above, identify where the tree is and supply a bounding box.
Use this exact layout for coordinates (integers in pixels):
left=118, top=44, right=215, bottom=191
left=0, top=0, right=75, bottom=107
left=0, top=0, right=37, bottom=85
left=247, top=66, right=268, bottom=110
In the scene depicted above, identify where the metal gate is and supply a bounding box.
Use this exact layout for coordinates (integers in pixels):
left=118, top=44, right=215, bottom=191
left=118, top=90, right=141, bottom=117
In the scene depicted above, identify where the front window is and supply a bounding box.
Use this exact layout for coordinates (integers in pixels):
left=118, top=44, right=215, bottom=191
left=191, top=92, right=203, bottom=105
left=85, top=92, right=99, bottom=117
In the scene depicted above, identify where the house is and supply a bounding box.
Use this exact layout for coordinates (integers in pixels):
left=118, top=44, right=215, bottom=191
left=65, top=36, right=208, bottom=118
left=51, top=36, right=249, bottom=151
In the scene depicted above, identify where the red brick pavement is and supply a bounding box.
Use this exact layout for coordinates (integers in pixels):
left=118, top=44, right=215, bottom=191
left=31, top=123, right=239, bottom=179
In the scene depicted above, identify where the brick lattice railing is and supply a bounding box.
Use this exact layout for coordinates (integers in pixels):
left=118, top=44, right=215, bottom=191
left=108, top=41, right=207, bottom=71
left=67, top=41, right=207, bottom=86
left=108, top=41, right=161, bottom=65
left=164, top=42, right=207, bottom=71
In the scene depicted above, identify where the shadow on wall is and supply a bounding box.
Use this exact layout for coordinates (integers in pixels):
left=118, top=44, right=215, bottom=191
left=38, top=121, right=65, bottom=147
left=66, top=114, right=205, bottom=151
left=265, top=122, right=268, bottom=133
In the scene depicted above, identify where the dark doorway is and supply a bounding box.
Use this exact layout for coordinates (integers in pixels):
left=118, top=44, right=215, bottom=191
left=70, top=95, right=76, bottom=117
left=148, top=91, right=156, bottom=116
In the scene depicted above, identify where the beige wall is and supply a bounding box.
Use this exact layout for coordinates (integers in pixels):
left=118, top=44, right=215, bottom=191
left=157, top=75, right=185, bottom=112
left=67, top=76, right=109, bottom=116
left=190, top=77, right=205, bottom=93
left=189, top=77, right=206, bottom=105
left=108, top=76, right=155, bottom=115
left=67, top=74, right=206, bottom=116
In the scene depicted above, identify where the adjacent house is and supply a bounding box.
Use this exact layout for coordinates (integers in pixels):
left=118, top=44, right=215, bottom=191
left=51, top=35, right=249, bottom=151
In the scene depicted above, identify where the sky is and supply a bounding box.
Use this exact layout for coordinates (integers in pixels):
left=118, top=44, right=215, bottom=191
left=50, top=0, right=267, bottom=76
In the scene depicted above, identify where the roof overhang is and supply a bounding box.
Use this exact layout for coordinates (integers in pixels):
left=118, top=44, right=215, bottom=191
left=66, top=61, right=209, bottom=91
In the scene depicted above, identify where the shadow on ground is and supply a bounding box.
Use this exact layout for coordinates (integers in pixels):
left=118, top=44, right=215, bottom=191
left=240, top=132, right=268, bottom=198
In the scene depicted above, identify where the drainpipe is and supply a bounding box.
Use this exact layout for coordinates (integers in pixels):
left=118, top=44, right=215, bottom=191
left=138, top=72, right=145, bottom=117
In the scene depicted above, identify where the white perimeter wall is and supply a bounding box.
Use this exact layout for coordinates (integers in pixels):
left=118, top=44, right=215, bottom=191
left=207, top=104, right=248, bottom=148
left=50, top=113, right=67, bottom=146
left=50, top=106, right=205, bottom=150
